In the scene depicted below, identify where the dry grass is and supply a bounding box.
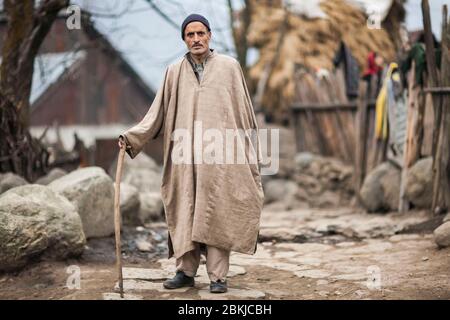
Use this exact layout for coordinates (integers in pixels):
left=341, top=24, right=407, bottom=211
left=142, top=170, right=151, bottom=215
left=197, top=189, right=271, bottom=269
left=246, top=0, right=403, bottom=119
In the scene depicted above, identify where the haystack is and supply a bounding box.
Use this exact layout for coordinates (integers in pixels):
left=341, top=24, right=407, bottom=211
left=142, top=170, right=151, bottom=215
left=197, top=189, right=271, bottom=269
left=246, top=0, right=405, bottom=122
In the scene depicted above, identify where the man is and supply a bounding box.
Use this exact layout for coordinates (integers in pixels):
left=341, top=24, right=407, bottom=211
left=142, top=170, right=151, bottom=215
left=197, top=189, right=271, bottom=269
left=118, top=13, right=264, bottom=294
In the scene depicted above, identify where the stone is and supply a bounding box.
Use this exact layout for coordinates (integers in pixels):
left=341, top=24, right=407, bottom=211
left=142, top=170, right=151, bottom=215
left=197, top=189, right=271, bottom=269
left=405, top=157, right=433, bottom=209
left=116, top=279, right=191, bottom=293
left=135, top=239, right=153, bottom=252
left=317, top=291, right=330, bottom=297
left=294, top=152, right=316, bottom=170
left=263, top=179, right=299, bottom=204
left=294, top=269, right=332, bottom=279
left=0, top=173, right=28, bottom=194
left=359, top=162, right=401, bottom=212
left=444, top=213, right=450, bottom=223
left=34, top=168, right=67, bottom=185
left=102, top=293, right=143, bottom=300
left=434, top=222, right=450, bottom=248
left=116, top=183, right=140, bottom=226
left=122, top=267, right=172, bottom=280
left=292, top=153, right=355, bottom=208
left=315, top=190, right=341, bottom=208
left=0, top=185, right=85, bottom=271
left=197, top=287, right=266, bottom=300
left=354, top=290, right=367, bottom=298
left=139, top=192, right=164, bottom=222
left=49, top=167, right=114, bottom=238
left=109, top=152, right=162, bottom=193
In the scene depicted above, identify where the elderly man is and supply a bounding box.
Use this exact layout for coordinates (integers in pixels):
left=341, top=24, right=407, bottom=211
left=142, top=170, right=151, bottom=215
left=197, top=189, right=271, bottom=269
left=119, top=13, right=264, bottom=293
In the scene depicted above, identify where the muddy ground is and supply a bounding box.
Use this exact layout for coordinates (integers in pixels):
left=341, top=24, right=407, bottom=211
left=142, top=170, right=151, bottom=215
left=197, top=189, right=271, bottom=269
left=0, top=207, right=449, bottom=300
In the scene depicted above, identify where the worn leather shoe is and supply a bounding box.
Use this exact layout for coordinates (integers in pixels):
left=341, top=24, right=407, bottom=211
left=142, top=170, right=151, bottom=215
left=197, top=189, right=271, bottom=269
left=163, top=271, right=195, bottom=289
left=210, top=279, right=227, bottom=293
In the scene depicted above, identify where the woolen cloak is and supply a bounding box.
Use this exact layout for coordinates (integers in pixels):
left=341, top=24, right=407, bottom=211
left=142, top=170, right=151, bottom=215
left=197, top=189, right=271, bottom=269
left=121, top=50, right=264, bottom=259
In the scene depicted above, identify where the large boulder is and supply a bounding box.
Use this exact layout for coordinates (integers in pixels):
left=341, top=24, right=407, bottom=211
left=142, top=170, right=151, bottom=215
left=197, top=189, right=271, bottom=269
left=49, top=167, right=114, bottom=238
left=35, top=168, right=67, bottom=185
left=263, top=179, right=299, bottom=204
left=434, top=222, right=450, bottom=248
left=263, top=179, right=306, bottom=211
left=292, top=152, right=354, bottom=208
left=0, top=185, right=85, bottom=271
left=139, top=192, right=164, bottom=222
left=117, top=183, right=141, bottom=226
left=444, top=213, right=450, bottom=223
left=359, top=162, right=401, bottom=212
left=265, top=125, right=297, bottom=179
left=0, top=173, right=28, bottom=194
left=109, top=152, right=162, bottom=193
left=405, top=157, right=433, bottom=209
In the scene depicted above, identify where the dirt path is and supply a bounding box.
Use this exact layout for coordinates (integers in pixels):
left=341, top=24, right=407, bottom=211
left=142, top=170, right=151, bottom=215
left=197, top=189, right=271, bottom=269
left=1, top=207, right=449, bottom=300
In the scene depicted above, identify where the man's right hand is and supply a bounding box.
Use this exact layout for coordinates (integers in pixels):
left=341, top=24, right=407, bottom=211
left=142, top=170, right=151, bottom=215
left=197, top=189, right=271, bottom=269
left=118, top=136, right=127, bottom=149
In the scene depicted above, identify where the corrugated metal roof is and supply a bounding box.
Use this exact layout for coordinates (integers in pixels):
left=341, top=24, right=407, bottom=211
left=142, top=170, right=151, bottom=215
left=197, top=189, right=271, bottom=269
left=0, top=50, right=86, bottom=104
left=30, top=50, right=86, bottom=104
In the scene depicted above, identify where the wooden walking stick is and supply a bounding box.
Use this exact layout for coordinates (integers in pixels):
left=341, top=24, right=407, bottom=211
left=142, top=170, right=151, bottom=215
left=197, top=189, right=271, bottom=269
left=114, top=142, right=126, bottom=298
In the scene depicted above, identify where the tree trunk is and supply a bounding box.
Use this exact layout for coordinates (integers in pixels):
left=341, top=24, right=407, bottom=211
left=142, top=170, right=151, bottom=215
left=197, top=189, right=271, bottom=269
left=227, top=0, right=252, bottom=78
left=431, top=5, right=450, bottom=214
left=0, top=0, right=69, bottom=181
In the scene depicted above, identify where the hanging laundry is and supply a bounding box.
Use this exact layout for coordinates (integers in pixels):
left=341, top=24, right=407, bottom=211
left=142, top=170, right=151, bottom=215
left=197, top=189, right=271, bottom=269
left=333, top=41, right=360, bottom=99
left=363, top=51, right=385, bottom=100
left=375, top=62, right=407, bottom=156
left=400, top=33, right=442, bottom=87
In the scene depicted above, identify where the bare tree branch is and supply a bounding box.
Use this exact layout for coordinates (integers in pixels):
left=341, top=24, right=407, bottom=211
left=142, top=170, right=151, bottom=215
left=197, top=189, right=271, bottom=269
left=142, top=0, right=179, bottom=29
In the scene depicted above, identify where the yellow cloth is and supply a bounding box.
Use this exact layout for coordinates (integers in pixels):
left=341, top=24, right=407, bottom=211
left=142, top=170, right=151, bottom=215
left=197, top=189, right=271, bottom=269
left=375, top=62, right=398, bottom=140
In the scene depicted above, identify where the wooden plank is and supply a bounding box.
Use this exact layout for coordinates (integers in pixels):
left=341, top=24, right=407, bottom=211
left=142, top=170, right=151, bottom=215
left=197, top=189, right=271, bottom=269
left=432, top=4, right=450, bottom=214
left=399, top=62, right=418, bottom=213
left=331, top=110, right=352, bottom=162
left=422, top=0, right=443, bottom=160
left=321, top=110, right=340, bottom=158
left=354, top=82, right=369, bottom=195
left=423, top=87, right=450, bottom=93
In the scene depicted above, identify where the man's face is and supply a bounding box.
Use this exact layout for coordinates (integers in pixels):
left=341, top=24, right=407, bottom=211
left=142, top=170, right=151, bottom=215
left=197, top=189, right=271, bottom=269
left=184, top=21, right=211, bottom=56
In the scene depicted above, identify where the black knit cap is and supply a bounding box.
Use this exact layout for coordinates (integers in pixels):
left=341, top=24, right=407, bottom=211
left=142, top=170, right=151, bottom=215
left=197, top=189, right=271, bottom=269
left=181, top=14, right=211, bottom=40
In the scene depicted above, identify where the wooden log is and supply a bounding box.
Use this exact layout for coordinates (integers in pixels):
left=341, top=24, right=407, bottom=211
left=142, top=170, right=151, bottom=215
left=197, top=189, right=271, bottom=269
left=399, top=62, right=418, bottom=212
left=424, top=87, right=450, bottom=93
left=432, top=5, right=450, bottom=214
left=412, top=87, right=426, bottom=162
left=403, top=61, right=424, bottom=167
left=354, top=82, right=369, bottom=196
left=334, top=110, right=354, bottom=163
left=422, top=0, right=442, bottom=161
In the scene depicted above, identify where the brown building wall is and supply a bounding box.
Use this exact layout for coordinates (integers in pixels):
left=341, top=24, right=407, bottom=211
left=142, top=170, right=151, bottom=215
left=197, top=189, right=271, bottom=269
left=29, top=18, right=154, bottom=126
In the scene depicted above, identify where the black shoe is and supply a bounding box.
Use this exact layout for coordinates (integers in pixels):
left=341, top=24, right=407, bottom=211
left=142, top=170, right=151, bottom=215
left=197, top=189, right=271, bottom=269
left=210, top=279, right=227, bottom=293
left=163, top=271, right=195, bottom=289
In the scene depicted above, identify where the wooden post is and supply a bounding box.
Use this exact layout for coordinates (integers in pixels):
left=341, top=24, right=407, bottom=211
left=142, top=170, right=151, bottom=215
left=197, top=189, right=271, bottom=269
left=422, top=0, right=442, bottom=160
left=354, top=82, right=369, bottom=197
left=410, top=88, right=426, bottom=163
left=432, top=5, right=450, bottom=214
left=399, top=62, right=418, bottom=212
